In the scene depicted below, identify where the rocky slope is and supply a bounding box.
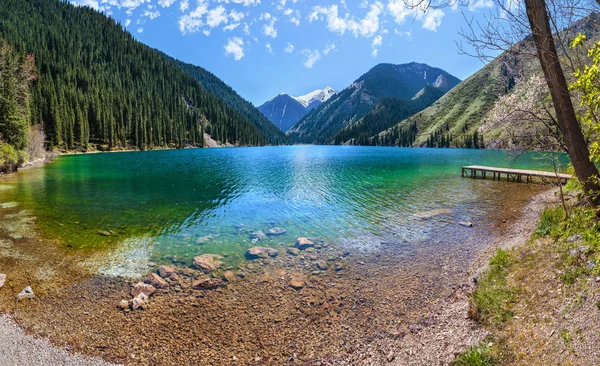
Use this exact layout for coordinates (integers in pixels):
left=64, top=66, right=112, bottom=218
left=258, top=87, right=337, bottom=132
left=287, top=63, right=460, bottom=144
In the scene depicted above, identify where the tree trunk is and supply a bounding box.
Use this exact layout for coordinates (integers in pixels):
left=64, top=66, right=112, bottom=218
left=525, top=0, right=600, bottom=208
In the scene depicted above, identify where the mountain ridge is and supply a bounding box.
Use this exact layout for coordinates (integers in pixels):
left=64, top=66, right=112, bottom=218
left=258, top=87, right=337, bottom=132
left=286, top=62, right=461, bottom=144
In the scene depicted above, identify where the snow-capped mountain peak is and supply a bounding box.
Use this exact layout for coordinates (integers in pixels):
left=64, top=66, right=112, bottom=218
left=292, top=87, right=337, bottom=108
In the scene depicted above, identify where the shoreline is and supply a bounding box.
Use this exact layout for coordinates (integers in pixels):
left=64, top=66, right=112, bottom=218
left=0, top=179, right=554, bottom=364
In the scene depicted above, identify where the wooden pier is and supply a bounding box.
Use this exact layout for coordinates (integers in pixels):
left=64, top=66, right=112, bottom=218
left=461, top=165, right=572, bottom=184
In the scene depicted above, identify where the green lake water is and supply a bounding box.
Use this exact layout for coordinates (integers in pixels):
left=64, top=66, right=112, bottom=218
left=0, top=146, right=566, bottom=276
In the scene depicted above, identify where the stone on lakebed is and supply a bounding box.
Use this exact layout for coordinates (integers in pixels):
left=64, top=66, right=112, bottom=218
left=193, top=254, right=223, bottom=273
left=267, top=227, right=287, bottom=236
left=289, top=277, right=305, bottom=290
left=0, top=273, right=6, bottom=289
left=131, top=282, right=155, bottom=297
left=145, top=273, right=169, bottom=289
left=192, top=277, right=225, bottom=290
left=246, top=246, right=279, bottom=260
left=132, top=293, right=149, bottom=310
left=249, top=231, right=267, bottom=241
left=295, top=237, right=315, bottom=250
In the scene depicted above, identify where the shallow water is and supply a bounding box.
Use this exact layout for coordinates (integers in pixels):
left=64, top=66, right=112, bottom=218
left=0, top=146, right=565, bottom=273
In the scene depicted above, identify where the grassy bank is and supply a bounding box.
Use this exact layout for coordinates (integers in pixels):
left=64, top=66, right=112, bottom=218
left=454, top=184, right=600, bottom=365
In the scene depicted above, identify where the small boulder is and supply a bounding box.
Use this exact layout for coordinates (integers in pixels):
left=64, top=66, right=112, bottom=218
left=158, top=265, right=177, bottom=279
left=316, top=261, right=328, bottom=271
left=289, top=277, right=305, bottom=290
left=295, top=237, right=315, bottom=250
left=222, top=271, right=236, bottom=282
left=459, top=221, right=473, bottom=227
left=569, top=246, right=589, bottom=257
left=250, top=231, right=267, bottom=241
left=131, top=282, right=155, bottom=297
left=246, top=246, right=279, bottom=260
left=0, top=274, right=6, bottom=289
left=193, top=254, right=224, bottom=273
left=132, top=293, right=149, bottom=310
left=97, top=230, right=112, bottom=237
left=195, top=234, right=219, bottom=245
left=267, top=227, right=287, bottom=236
left=567, top=234, right=583, bottom=243
left=17, top=286, right=34, bottom=301
left=287, top=247, right=300, bottom=256
left=334, top=263, right=344, bottom=271
left=145, top=273, right=169, bottom=289
left=192, top=277, right=225, bottom=290
left=118, top=299, right=129, bottom=310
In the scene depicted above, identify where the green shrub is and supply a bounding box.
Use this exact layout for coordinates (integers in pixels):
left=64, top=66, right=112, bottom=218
left=470, top=249, right=517, bottom=325
left=0, top=142, right=19, bottom=173
left=453, top=343, right=495, bottom=366
left=535, top=206, right=564, bottom=238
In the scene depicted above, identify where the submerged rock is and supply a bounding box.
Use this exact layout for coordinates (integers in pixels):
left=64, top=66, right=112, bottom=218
left=158, top=265, right=177, bottom=279
left=192, top=277, right=225, bottom=290
left=145, top=273, right=169, bottom=289
left=0, top=274, right=5, bottom=289
left=195, top=234, right=219, bottom=245
left=289, top=277, right=305, bottom=290
left=132, top=293, right=149, bottom=310
left=295, top=237, right=315, bottom=250
left=287, top=248, right=300, bottom=256
left=97, top=230, right=112, bottom=237
left=459, top=221, right=473, bottom=228
left=250, top=231, right=267, bottom=241
left=267, top=227, right=287, bottom=236
left=118, top=299, right=129, bottom=310
left=17, top=286, right=34, bottom=301
left=131, top=282, right=155, bottom=297
left=193, top=254, right=223, bottom=273
left=222, top=271, right=236, bottom=282
left=316, top=261, right=328, bottom=271
left=334, top=263, right=344, bottom=271
left=246, top=246, right=279, bottom=259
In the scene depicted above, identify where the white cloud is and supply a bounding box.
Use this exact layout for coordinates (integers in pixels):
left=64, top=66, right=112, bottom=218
left=469, top=0, right=494, bottom=11
left=322, top=43, right=335, bottom=55
left=284, top=42, right=294, bottom=53
left=309, top=2, right=383, bottom=38
left=263, top=18, right=278, bottom=38
left=224, top=37, right=245, bottom=60
left=143, top=9, right=160, bottom=19
left=207, top=6, right=228, bottom=28
left=387, top=0, right=445, bottom=32
left=124, top=18, right=131, bottom=27
left=230, top=9, right=245, bottom=22
left=302, top=49, right=321, bottom=69
left=157, top=0, right=176, bottom=7
left=223, top=23, right=240, bottom=31
left=266, top=42, right=274, bottom=54
left=371, top=35, right=382, bottom=56
left=179, top=4, right=208, bottom=34
left=180, top=0, right=189, bottom=12
left=137, top=27, right=144, bottom=33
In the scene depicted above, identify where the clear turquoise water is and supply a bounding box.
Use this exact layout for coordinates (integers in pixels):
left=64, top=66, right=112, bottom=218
left=0, top=146, right=566, bottom=271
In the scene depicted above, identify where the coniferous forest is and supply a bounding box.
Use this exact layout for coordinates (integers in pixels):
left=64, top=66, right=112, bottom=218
left=0, top=0, right=284, bottom=153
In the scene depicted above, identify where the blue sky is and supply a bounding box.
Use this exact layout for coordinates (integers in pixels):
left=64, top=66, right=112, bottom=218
left=70, top=0, right=498, bottom=106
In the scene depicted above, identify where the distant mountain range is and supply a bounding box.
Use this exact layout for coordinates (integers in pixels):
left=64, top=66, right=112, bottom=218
left=258, top=87, right=337, bottom=132
left=286, top=62, right=461, bottom=144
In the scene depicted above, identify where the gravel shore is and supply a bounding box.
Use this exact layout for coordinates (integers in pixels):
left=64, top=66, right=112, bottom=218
left=0, top=315, right=117, bottom=366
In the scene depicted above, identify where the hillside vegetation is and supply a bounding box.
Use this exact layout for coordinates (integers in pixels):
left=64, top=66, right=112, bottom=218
left=0, top=0, right=279, bottom=151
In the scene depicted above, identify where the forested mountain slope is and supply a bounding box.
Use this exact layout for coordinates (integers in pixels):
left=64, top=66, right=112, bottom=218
left=162, top=54, right=287, bottom=145
left=0, top=0, right=280, bottom=150
left=287, top=62, right=460, bottom=144
left=374, top=12, right=600, bottom=149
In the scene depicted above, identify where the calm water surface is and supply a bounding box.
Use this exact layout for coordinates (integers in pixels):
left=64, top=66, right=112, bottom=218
left=0, top=146, right=565, bottom=274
